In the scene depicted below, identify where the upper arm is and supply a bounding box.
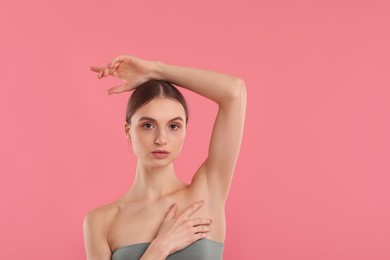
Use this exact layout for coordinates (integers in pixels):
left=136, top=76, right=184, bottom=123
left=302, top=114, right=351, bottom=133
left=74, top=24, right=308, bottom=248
left=83, top=210, right=112, bottom=260
left=194, top=78, right=247, bottom=201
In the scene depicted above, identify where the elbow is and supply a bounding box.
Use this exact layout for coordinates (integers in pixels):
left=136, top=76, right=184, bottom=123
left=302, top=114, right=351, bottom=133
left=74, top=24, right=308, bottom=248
left=218, top=77, right=247, bottom=105
left=231, top=77, right=247, bottom=100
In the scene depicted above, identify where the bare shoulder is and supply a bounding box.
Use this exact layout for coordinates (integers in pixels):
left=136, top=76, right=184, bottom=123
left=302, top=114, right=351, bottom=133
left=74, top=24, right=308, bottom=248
left=83, top=202, right=120, bottom=259
left=84, top=202, right=119, bottom=226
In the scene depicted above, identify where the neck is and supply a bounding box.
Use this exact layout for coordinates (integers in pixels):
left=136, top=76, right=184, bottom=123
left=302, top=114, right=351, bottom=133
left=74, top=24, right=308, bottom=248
left=127, top=161, right=187, bottom=201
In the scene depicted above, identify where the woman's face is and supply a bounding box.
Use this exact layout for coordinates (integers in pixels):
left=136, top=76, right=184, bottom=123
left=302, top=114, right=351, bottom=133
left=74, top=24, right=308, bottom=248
left=125, top=97, right=187, bottom=168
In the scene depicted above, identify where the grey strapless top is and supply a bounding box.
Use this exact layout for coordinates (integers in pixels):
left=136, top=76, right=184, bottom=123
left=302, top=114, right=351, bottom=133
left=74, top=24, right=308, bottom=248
left=111, top=238, right=224, bottom=260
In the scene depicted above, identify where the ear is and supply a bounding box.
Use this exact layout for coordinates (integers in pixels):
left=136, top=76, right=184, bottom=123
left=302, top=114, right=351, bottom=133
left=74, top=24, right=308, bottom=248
left=124, top=121, right=132, bottom=145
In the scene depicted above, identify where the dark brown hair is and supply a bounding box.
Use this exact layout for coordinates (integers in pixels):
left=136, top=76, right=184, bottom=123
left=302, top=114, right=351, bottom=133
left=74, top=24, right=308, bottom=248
left=125, top=80, right=189, bottom=125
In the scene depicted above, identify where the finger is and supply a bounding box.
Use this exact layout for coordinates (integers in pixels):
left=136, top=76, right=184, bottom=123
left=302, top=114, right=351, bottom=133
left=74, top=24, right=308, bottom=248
left=103, top=67, right=111, bottom=77
left=193, top=225, right=212, bottom=234
left=113, top=62, right=121, bottom=69
left=190, top=218, right=212, bottom=227
left=100, top=67, right=116, bottom=78
left=98, top=69, right=104, bottom=79
left=194, top=231, right=209, bottom=241
left=91, top=65, right=116, bottom=78
left=90, top=66, right=104, bottom=73
left=180, top=200, right=205, bottom=219
left=107, top=83, right=130, bottom=95
left=108, top=60, right=122, bottom=69
left=108, top=55, right=129, bottom=69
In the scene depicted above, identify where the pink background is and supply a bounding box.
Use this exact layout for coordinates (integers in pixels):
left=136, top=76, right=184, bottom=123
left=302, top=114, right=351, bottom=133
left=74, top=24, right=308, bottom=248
left=1, top=0, right=389, bottom=259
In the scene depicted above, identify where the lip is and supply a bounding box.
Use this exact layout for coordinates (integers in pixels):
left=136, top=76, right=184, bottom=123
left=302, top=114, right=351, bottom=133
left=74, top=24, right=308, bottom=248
left=152, top=150, right=169, bottom=159
left=152, top=150, right=169, bottom=153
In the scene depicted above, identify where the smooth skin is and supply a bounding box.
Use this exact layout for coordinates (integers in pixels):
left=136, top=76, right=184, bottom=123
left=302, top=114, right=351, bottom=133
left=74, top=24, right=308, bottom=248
left=84, top=54, right=247, bottom=259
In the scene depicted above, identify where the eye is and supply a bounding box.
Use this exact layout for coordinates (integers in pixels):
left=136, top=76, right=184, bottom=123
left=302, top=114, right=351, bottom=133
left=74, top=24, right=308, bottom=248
left=170, top=124, right=181, bottom=130
left=142, top=123, right=154, bottom=129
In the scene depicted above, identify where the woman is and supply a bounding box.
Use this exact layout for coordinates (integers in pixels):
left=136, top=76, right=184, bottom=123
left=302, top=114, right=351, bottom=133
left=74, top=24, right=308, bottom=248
left=84, top=54, right=247, bottom=260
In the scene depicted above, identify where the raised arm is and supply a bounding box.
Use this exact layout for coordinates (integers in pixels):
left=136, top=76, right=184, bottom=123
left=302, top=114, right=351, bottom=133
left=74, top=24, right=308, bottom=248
left=91, top=55, right=247, bottom=202
left=152, top=61, right=247, bottom=202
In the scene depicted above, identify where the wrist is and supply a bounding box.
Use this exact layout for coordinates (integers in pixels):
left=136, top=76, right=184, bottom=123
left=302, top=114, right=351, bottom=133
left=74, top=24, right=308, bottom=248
left=150, top=61, right=165, bottom=81
left=149, top=239, right=169, bottom=258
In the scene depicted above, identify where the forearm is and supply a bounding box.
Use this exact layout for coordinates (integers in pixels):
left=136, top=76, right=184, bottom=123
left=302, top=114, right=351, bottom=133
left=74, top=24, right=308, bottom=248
left=139, top=240, right=168, bottom=260
left=151, top=61, right=245, bottom=105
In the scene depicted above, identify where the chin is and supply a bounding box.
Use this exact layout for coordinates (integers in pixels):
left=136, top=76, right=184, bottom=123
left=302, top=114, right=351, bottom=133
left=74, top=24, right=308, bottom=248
left=146, top=157, right=175, bottom=168
left=149, top=161, right=173, bottom=168
left=139, top=153, right=179, bottom=168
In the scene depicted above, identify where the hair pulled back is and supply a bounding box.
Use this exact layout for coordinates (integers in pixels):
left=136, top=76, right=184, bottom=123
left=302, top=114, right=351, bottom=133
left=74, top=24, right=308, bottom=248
left=126, top=80, right=189, bottom=125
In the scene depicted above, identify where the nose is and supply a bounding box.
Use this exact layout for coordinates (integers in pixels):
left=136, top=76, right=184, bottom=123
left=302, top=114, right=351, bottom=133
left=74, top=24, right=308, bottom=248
left=155, top=129, right=168, bottom=145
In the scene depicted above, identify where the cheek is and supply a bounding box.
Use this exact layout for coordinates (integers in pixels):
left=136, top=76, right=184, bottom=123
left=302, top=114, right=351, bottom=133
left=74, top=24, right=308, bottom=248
left=172, top=131, right=186, bottom=148
left=131, top=130, right=151, bottom=151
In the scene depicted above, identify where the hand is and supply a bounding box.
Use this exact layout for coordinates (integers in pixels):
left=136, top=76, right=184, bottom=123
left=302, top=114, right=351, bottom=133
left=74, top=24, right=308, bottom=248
left=152, top=200, right=212, bottom=256
left=90, top=54, right=156, bottom=95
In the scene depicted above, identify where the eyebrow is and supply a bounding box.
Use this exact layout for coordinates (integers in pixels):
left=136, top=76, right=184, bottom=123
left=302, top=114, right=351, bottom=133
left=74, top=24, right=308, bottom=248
left=138, top=116, right=184, bottom=122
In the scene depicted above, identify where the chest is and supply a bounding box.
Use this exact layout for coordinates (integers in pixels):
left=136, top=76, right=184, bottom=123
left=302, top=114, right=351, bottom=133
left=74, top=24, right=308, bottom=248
left=107, top=191, right=225, bottom=252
